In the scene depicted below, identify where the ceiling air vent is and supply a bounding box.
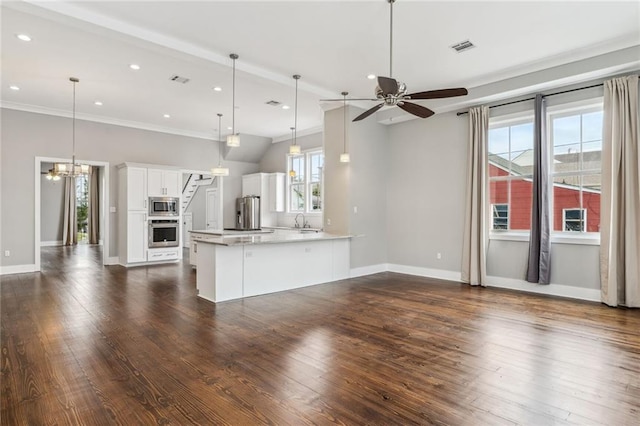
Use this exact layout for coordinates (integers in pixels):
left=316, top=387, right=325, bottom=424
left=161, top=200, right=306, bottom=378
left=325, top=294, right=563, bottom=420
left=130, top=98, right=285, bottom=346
left=169, top=75, right=190, bottom=84
left=265, top=100, right=281, bottom=106
left=450, top=40, right=475, bottom=53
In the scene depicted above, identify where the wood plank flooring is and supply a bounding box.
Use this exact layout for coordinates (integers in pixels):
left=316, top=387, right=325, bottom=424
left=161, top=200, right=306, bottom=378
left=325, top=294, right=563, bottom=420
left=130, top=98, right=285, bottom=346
left=1, top=245, right=639, bottom=425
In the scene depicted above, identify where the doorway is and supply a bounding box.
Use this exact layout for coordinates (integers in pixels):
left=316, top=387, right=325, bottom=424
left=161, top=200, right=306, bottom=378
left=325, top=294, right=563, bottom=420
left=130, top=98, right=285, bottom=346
left=206, top=188, right=220, bottom=230
left=35, top=157, right=110, bottom=271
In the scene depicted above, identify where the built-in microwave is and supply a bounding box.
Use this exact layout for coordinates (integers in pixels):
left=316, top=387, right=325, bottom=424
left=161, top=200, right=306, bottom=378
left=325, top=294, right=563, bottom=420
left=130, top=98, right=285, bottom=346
left=149, top=197, right=179, bottom=217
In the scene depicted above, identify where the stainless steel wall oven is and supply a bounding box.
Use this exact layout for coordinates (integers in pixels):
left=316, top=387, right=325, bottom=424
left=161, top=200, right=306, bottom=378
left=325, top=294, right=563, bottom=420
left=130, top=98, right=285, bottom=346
left=149, top=219, right=179, bottom=248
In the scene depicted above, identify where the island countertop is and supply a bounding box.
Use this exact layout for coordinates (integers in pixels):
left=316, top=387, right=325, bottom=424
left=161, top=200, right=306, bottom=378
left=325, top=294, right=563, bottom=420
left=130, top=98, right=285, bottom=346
left=193, top=231, right=350, bottom=246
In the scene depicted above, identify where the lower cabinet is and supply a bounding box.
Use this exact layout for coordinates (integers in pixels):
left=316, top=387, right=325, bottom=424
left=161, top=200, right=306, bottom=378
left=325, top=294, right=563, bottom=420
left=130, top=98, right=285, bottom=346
left=147, top=248, right=180, bottom=262
left=127, top=211, right=148, bottom=263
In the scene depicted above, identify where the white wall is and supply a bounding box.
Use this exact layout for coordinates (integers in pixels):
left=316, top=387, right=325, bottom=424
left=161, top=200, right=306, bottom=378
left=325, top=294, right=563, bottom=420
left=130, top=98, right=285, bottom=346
left=1, top=108, right=256, bottom=267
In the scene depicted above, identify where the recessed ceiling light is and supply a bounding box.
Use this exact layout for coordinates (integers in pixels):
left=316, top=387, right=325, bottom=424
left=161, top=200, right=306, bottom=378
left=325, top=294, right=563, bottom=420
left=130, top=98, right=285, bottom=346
left=367, top=74, right=376, bottom=80
left=163, top=114, right=171, bottom=118
left=282, top=105, right=290, bottom=110
left=213, top=86, right=222, bottom=92
left=9, top=85, right=20, bottom=91
left=94, top=101, right=103, bottom=106
left=16, top=34, right=32, bottom=42
left=129, top=64, right=141, bottom=70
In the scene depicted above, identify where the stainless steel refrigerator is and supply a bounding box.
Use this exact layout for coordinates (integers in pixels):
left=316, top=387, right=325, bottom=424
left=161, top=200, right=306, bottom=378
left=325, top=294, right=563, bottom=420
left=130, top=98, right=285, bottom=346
left=236, top=196, right=261, bottom=230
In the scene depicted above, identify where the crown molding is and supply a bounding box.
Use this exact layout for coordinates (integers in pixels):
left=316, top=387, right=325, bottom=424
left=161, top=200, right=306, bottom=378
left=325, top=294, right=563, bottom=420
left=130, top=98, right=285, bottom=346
left=271, top=126, right=323, bottom=144
left=1, top=101, right=215, bottom=140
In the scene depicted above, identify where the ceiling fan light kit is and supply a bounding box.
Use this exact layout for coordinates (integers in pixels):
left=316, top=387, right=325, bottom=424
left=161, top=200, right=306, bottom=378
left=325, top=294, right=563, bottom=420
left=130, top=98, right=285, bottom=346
left=226, top=53, right=240, bottom=147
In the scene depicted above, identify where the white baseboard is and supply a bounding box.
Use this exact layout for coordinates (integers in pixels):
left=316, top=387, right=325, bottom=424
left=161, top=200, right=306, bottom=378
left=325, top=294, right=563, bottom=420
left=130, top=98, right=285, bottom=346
left=105, top=257, right=120, bottom=265
left=40, top=240, right=63, bottom=247
left=350, top=263, right=389, bottom=278
left=0, top=264, right=38, bottom=275
left=388, top=264, right=463, bottom=282
left=486, top=275, right=601, bottom=302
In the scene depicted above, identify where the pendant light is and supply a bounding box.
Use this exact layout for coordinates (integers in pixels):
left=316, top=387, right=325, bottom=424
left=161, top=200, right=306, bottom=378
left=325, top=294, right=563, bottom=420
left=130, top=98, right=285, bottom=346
left=212, top=113, right=229, bottom=176
left=288, top=127, right=296, bottom=178
left=289, top=74, right=301, bottom=155
left=339, top=91, right=350, bottom=163
left=226, top=54, right=240, bottom=147
left=52, top=77, right=90, bottom=178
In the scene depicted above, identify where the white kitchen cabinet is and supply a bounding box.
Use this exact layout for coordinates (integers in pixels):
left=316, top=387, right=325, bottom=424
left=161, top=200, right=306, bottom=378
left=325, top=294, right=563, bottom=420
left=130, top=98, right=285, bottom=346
left=126, top=167, right=148, bottom=211
left=268, top=173, right=285, bottom=212
left=127, top=211, right=148, bottom=263
left=148, top=169, right=181, bottom=197
left=147, top=247, right=180, bottom=262
left=242, top=172, right=285, bottom=226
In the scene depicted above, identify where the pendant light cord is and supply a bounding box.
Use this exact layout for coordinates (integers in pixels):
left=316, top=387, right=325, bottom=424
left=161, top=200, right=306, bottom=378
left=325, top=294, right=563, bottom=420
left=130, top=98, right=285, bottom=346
left=217, top=113, right=223, bottom=166
left=293, top=75, right=300, bottom=146
left=389, top=0, right=394, bottom=78
left=343, top=92, right=347, bottom=153
left=229, top=54, right=238, bottom=136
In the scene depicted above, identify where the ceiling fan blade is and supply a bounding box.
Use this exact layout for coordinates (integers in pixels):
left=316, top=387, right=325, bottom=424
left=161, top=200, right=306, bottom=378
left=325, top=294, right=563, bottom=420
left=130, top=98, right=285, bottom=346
left=320, top=98, right=379, bottom=102
left=397, top=102, right=435, bottom=119
left=377, top=76, right=398, bottom=95
left=407, top=88, right=468, bottom=100
left=353, top=103, right=384, bottom=122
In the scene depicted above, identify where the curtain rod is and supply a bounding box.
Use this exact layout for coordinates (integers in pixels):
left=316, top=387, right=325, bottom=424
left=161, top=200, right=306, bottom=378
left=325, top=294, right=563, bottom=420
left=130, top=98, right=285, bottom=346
left=456, top=78, right=638, bottom=117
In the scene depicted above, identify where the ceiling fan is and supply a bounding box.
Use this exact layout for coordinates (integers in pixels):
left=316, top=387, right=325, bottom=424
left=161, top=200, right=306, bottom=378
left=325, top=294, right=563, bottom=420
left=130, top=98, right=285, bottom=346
left=324, top=0, right=468, bottom=122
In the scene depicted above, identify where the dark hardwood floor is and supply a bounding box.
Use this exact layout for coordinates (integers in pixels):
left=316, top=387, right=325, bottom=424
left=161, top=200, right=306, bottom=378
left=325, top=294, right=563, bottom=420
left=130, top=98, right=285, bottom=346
left=1, top=245, right=639, bottom=425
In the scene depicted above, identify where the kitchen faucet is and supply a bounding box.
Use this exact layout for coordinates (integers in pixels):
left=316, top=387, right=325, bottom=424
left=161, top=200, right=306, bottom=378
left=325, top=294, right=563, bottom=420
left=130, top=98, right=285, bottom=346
left=294, top=213, right=310, bottom=228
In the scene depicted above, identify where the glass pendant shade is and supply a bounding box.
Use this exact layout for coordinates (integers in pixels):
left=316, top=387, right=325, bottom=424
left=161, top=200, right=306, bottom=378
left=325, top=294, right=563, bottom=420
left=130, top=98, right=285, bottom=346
left=289, top=144, right=301, bottom=155
left=340, top=153, right=350, bottom=163
left=289, top=169, right=296, bottom=178
left=226, top=134, right=240, bottom=147
left=211, top=166, right=229, bottom=176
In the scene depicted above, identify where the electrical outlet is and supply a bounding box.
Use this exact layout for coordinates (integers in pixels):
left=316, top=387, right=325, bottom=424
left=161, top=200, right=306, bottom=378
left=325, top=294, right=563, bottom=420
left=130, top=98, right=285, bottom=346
left=326, top=218, right=331, bottom=226
left=436, top=252, right=442, bottom=260
left=354, top=206, right=358, bottom=214
left=4, top=250, right=10, bottom=257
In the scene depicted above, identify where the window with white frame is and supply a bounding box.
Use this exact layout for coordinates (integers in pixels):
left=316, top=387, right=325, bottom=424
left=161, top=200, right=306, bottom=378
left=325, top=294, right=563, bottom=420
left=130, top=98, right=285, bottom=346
left=492, top=204, right=509, bottom=230
left=287, top=149, right=323, bottom=213
left=488, top=118, right=534, bottom=231
left=563, top=208, right=586, bottom=232
left=487, top=98, right=603, bottom=237
left=549, top=102, right=602, bottom=233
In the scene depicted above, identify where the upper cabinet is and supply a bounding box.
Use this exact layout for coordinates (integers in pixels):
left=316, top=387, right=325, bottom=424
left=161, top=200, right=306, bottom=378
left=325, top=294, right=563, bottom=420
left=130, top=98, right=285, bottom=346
left=125, top=167, right=148, bottom=211
left=242, top=173, right=285, bottom=225
left=148, top=169, right=181, bottom=197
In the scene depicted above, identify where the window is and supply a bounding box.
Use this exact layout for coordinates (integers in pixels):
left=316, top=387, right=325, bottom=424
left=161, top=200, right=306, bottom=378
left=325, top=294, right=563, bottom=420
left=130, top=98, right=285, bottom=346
left=550, top=104, right=602, bottom=233
left=287, top=149, right=323, bottom=213
left=488, top=98, right=602, bottom=237
left=563, top=208, right=586, bottom=232
left=492, top=204, right=509, bottom=230
left=488, top=118, right=534, bottom=231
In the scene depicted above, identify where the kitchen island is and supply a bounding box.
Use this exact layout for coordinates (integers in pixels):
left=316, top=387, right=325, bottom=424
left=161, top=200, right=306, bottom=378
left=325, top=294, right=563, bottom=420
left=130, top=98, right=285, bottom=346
left=194, top=231, right=350, bottom=303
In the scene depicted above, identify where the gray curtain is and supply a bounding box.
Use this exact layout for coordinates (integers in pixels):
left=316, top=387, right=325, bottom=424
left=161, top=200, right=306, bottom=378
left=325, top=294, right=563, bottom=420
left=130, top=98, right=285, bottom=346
left=526, top=94, right=551, bottom=284
left=88, top=166, right=100, bottom=245
left=461, top=106, right=489, bottom=286
left=600, top=75, right=640, bottom=307
left=62, top=177, right=77, bottom=246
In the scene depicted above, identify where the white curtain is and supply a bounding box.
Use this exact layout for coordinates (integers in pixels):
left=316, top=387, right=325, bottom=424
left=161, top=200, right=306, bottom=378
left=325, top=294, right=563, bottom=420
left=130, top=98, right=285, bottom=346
left=600, top=75, right=640, bottom=307
left=62, top=177, right=77, bottom=246
left=461, top=106, right=489, bottom=286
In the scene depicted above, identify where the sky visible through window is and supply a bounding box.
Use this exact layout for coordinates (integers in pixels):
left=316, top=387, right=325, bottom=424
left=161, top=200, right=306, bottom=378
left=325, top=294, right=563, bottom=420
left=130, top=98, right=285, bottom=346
left=489, top=111, right=602, bottom=160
